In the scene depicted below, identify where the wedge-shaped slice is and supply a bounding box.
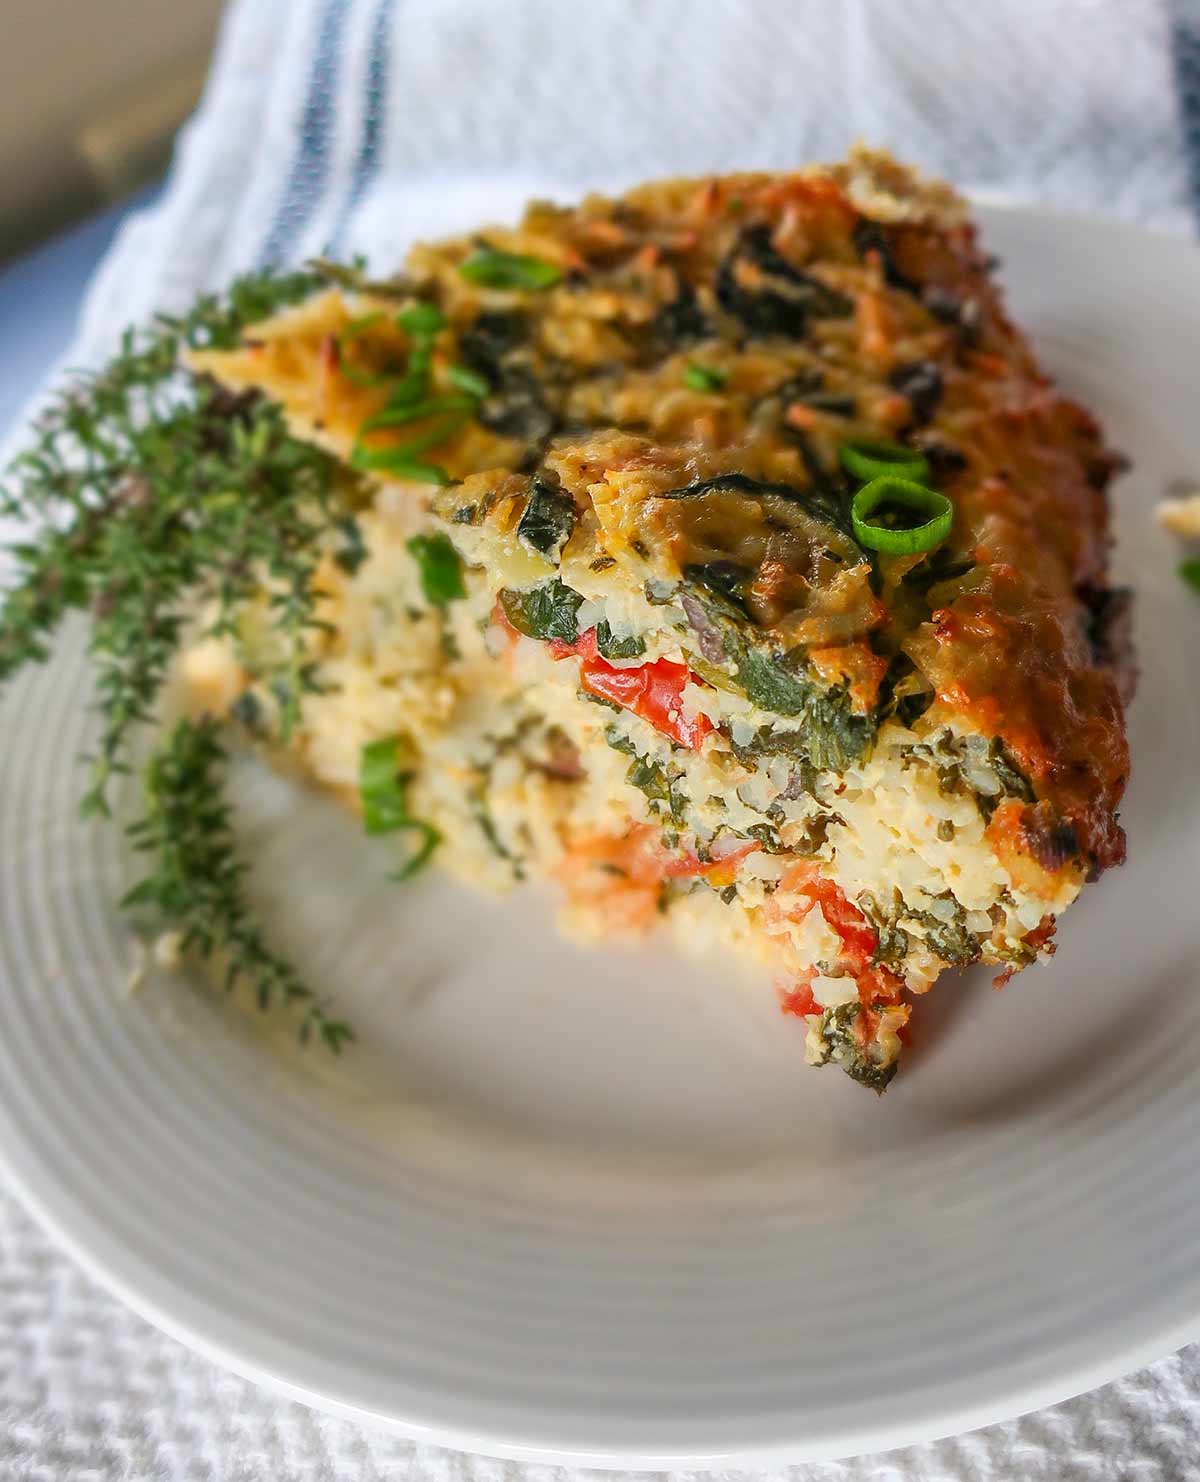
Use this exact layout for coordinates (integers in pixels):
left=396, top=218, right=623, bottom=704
left=431, top=426, right=1106, bottom=1089
left=185, top=147, right=1131, bottom=1088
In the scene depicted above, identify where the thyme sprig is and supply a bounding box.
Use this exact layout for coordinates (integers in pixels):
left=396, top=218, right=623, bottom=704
left=0, top=265, right=356, bottom=1047
left=124, top=716, right=353, bottom=1051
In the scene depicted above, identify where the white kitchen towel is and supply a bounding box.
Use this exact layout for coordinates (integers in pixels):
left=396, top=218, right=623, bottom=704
left=73, top=0, right=1199, bottom=360
left=4, top=1, right=1200, bottom=1478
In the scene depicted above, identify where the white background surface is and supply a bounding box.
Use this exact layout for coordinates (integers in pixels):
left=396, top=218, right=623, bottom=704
left=3, top=1192, right=1198, bottom=1481
left=4, top=2, right=1200, bottom=1478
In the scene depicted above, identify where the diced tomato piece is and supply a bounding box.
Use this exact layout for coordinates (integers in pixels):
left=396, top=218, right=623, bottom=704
left=855, top=963, right=906, bottom=1007
left=779, top=974, right=820, bottom=1019
left=662, top=841, right=758, bottom=880
left=778, top=862, right=877, bottom=966
left=551, top=628, right=712, bottom=750
left=815, top=891, right=878, bottom=964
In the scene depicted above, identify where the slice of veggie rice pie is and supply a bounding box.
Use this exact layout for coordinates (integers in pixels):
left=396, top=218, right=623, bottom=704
left=183, top=147, right=1132, bottom=1091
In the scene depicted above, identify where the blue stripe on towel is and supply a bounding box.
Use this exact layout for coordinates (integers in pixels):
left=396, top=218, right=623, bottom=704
left=330, top=0, right=397, bottom=252
left=260, top=0, right=354, bottom=265
left=1170, top=0, right=1200, bottom=227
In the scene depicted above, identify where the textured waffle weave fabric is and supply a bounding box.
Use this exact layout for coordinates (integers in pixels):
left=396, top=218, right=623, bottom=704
left=4, top=1, right=1200, bottom=1477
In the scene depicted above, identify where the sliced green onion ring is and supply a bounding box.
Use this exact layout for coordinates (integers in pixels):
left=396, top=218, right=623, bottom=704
left=360, top=393, right=477, bottom=432
left=359, top=736, right=408, bottom=833
left=446, top=364, right=490, bottom=397
left=838, top=438, right=930, bottom=486
left=352, top=411, right=468, bottom=484
left=850, top=476, right=953, bottom=555
left=458, top=248, right=563, bottom=290
left=397, top=302, right=446, bottom=337
left=684, top=362, right=728, bottom=393
left=358, top=736, right=441, bottom=878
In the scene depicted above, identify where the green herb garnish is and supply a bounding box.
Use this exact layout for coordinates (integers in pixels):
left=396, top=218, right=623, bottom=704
left=838, top=438, right=930, bottom=485
left=458, top=248, right=563, bottom=291
left=1181, top=558, right=1200, bottom=593
left=308, top=257, right=412, bottom=299
left=358, top=735, right=441, bottom=879
left=364, top=301, right=444, bottom=407
left=406, top=532, right=466, bottom=607
left=380, top=340, right=434, bottom=406
left=350, top=293, right=470, bottom=477
left=0, top=265, right=362, bottom=1047
left=124, top=716, right=353, bottom=1049
left=684, top=362, right=729, bottom=393
left=359, top=393, right=477, bottom=432
left=352, top=411, right=469, bottom=484
left=397, top=302, right=446, bottom=337
left=446, top=364, right=491, bottom=398
left=850, top=476, right=953, bottom=555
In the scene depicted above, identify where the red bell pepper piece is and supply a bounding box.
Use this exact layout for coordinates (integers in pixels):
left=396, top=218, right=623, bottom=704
left=559, top=628, right=712, bottom=750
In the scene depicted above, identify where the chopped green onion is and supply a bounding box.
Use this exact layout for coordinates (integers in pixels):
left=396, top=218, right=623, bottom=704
left=358, top=736, right=441, bottom=879
left=393, top=411, right=469, bottom=456
left=388, top=832, right=441, bottom=882
left=382, top=342, right=434, bottom=405
left=458, top=248, right=563, bottom=291
left=1181, top=558, right=1200, bottom=593
left=351, top=447, right=450, bottom=483
left=357, top=304, right=443, bottom=405
left=352, top=411, right=467, bottom=483
left=397, top=302, right=446, bottom=337
left=359, top=737, right=407, bottom=832
left=684, top=363, right=729, bottom=393
left=839, top=439, right=931, bottom=486
left=360, top=394, right=477, bottom=432
left=850, top=476, right=953, bottom=555
left=446, top=364, right=491, bottom=398
left=383, top=459, right=451, bottom=484
left=406, top=532, right=466, bottom=606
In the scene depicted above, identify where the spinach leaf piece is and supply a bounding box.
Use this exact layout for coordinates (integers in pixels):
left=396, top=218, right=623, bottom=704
left=650, top=283, right=710, bottom=350
left=517, top=475, right=577, bottom=562
left=716, top=225, right=853, bottom=338
left=595, top=621, right=646, bottom=660
left=476, top=363, right=556, bottom=446
left=684, top=592, right=876, bottom=772
left=812, top=1003, right=897, bottom=1093
left=499, top=579, right=583, bottom=643
left=627, top=756, right=686, bottom=822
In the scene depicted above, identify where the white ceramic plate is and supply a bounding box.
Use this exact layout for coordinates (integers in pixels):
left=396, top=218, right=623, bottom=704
left=1, top=204, right=1199, bottom=1469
